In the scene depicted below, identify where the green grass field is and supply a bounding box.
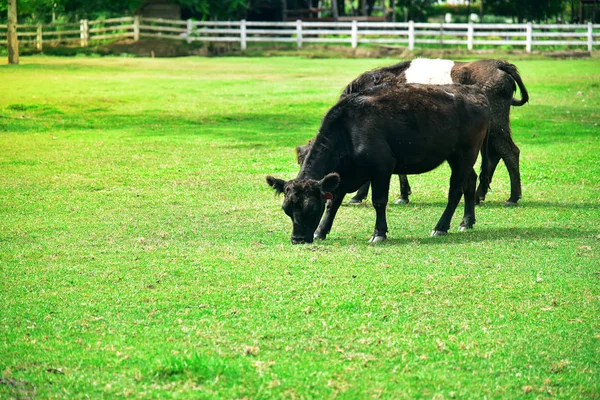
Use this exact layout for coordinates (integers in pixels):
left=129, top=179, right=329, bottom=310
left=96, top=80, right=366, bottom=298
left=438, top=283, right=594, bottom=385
left=1, top=55, right=599, bottom=398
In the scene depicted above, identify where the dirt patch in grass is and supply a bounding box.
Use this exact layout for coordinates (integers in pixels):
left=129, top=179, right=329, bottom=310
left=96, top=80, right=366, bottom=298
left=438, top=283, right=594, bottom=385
left=0, top=377, right=36, bottom=399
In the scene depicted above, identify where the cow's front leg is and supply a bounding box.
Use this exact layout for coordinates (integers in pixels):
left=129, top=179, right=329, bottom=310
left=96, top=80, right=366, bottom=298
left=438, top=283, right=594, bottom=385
left=369, top=175, right=392, bottom=243
left=314, top=193, right=345, bottom=240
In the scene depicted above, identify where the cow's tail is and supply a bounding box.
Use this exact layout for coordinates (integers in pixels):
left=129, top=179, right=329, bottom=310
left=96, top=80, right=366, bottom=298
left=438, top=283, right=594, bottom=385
left=479, top=125, right=491, bottom=197
left=498, top=62, right=529, bottom=106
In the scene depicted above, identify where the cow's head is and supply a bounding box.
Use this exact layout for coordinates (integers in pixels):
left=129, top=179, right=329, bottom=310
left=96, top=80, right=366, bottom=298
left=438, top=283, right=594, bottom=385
left=266, top=173, right=340, bottom=244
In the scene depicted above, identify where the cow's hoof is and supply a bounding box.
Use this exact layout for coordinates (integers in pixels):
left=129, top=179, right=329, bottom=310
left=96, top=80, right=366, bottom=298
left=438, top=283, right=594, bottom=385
left=368, top=235, right=387, bottom=243
left=394, top=198, right=410, bottom=205
left=314, top=232, right=327, bottom=240
left=475, top=197, right=484, bottom=205
left=504, top=200, right=519, bottom=207
left=430, top=230, right=448, bottom=237
left=458, top=225, right=471, bottom=232
left=347, top=198, right=363, bottom=205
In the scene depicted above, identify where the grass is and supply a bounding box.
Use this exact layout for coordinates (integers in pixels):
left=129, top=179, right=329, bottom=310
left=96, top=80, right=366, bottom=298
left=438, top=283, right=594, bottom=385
left=0, top=55, right=599, bottom=398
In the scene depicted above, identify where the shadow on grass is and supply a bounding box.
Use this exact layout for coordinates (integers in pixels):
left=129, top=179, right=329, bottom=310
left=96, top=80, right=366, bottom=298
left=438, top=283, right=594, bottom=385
left=361, top=200, right=600, bottom=211
left=370, top=226, right=598, bottom=246
left=1, top=108, right=321, bottom=148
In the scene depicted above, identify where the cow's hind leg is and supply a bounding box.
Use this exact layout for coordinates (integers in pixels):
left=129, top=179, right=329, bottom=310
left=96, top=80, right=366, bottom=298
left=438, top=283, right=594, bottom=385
left=493, top=135, right=522, bottom=206
left=432, top=158, right=470, bottom=236
left=394, top=174, right=412, bottom=204
left=369, top=172, right=393, bottom=243
left=476, top=145, right=500, bottom=204
left=459, top=169, right=477, bottom=231
left=314, top=193, right=345, bottom=240
left=502, top=139, right=522, bottom=206
left=348, top=182, right=369, bottom=204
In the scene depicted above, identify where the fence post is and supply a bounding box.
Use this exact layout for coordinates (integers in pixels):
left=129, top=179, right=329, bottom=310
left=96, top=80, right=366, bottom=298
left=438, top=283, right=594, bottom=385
left=186, top=19, right=193, bottom=44
left=408, top=20, right=414, bottom=51
left=36, top=24, right=42, bottom=51
left=526, top=22, right=532, bottom=53
left=351, top=20, right=358, bottom=48
left=240, top=19, right=247, bottom=50
left=467, top=21, right=474, bottom=50
left=588, top=22, right=593, bottom=52
left=80, top=19, right=88, bottom=47
left=133, top=16, right=140, bottom=41
left=296, top=19, right=303, bottom=48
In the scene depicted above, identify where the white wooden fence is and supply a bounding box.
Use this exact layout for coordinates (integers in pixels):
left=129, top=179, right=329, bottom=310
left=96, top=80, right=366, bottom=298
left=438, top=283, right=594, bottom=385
left=1, top=16, right=598, bottom=52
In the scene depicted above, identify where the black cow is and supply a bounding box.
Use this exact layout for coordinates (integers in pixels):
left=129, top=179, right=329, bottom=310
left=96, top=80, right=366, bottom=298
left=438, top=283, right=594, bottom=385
left=297, top=58, right=528, bottom=206
left=267, top=83, right=490, bottom=244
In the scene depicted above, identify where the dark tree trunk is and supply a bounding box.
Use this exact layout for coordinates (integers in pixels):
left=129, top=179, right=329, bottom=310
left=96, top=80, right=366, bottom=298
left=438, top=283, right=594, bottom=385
left=281, top=0, right=287, bottom=20
left=331, top=0, right=339, bottom=20
left=479, top=0, right=484, bottom=21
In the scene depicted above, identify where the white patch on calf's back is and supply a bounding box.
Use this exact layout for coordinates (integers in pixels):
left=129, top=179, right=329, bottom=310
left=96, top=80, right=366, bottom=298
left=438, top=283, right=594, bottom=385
left=404, top=58, right=455, bottom=85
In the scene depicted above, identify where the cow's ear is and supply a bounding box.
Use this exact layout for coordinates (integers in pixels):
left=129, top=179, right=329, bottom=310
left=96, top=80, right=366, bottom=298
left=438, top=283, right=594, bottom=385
left=319, top=173, right=340, bottom=194
left=266, top=176, right=287, bottom=195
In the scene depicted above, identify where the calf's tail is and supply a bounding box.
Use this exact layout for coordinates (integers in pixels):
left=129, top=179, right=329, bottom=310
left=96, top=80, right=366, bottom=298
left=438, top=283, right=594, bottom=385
left=479, top=126, right=491, bottom=195
left=498, top=62, right=529, bottom=107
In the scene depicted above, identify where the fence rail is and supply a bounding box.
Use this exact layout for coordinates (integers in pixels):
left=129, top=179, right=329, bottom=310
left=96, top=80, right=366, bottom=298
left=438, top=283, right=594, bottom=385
left=1, top=17, right=598, bottom=52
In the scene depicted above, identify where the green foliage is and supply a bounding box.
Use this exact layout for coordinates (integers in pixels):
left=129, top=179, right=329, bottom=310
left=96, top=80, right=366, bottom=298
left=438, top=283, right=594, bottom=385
left=394, top=0, right=438, bottom=22
left=178, top=0, right=248, bottom=20
left=0, top=56, right=598, bottom=398
left=485, top=0, right=568, bottom=22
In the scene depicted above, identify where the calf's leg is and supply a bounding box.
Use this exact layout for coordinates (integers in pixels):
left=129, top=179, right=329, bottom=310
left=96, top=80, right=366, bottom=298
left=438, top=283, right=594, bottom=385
left=476, top=145, right=501, bottom=204
left=459, top=169, right=477, bottom=230
left=369, top=173, right=393, bottom=243
left=394, top=174, right=412, bottom=204
left=348, top=182, right=369, bottom=204
left=489, top=135, right=522, bottom=206
left=432, top=157, right=471, bottom=236
left=502, top=140, right=522, bottom=206
left=314, top=193, right=345, bottom=240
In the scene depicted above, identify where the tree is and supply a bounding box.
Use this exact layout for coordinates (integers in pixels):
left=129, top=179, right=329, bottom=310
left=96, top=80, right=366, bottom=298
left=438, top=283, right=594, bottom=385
left=395, top=0, right=436, bottom=22
left=485, top=0, right=567, bottom=22
left=178, top=0, right=248, bottom=20
left=8, top=0, right=18, bottom=64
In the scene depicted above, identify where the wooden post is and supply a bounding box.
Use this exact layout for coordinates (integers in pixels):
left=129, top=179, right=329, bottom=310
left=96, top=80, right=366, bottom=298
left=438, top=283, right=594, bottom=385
left=80, top=19, right=89, bottom=47
left=240, top=19, right=247, bottom=50
left=186, top=19, right=193, bottom=43
left=439, top=22, right=444, bottom=47
left=588, top=22, right=593, bottom=52
left=7, top=0, right=19, bottom=64
left=526, top=21, right=532, bottom=53
left=467, top=21, right=474, bottom=50
left=133, top=16, right=140, bottom=41
left=351, top=20, right=358, bottom=48
left=296, top=19, right=303, bottom=48
left=408, top=20, right=414, bottom=51
left=36, top=24, right=43, bottom=51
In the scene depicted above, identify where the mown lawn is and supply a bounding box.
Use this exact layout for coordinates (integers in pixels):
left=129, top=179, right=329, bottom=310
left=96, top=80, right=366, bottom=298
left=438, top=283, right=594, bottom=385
left=0, top=55, right=599, bottom=398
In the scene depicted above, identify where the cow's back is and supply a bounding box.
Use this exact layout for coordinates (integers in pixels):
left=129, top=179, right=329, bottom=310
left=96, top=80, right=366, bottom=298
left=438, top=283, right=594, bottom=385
left=337, top=84, right=489, bottom=175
